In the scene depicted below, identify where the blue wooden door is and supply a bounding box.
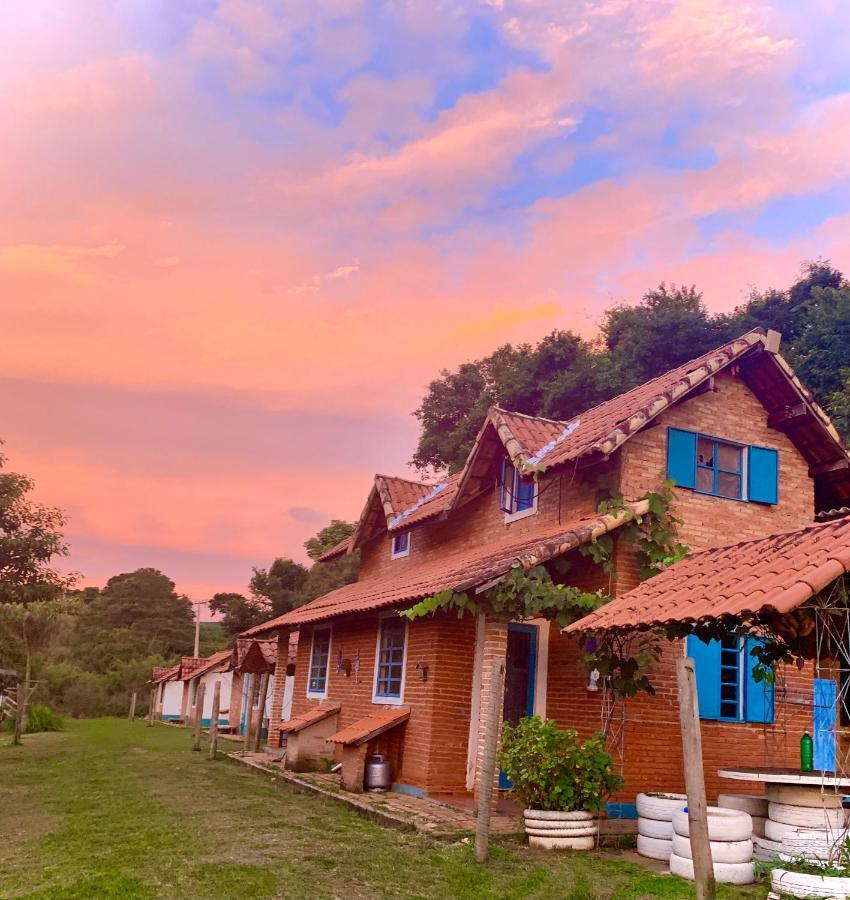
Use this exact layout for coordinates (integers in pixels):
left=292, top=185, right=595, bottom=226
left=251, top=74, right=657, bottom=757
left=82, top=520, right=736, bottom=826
left=240, top=674, right=252, bottom=736
left=814, top=678, right=837, bottom=772
left=499, top=624, right=538, bottom=789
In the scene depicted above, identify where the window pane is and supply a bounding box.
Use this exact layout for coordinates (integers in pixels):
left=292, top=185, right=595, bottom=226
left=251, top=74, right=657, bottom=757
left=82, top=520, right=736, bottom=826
left=696, top=467, right=714, bottom=492
left=515, top=474, right=535, bottom=511
left=717, top=472, right=741, bottom=499
left=309, top=629, right=331, bottom=693
left=697, top=437, right=716, bottom=468
left=376, top=619, right=406, bottom=698
left=717, top=443, right=741, bottom=473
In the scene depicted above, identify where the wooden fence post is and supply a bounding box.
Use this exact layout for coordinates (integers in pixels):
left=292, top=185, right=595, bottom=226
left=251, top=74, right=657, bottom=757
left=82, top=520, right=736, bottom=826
left=243, top=676, right=257, bottom=754
left=676, top=656, right=715, bottom=900
left=208, top=681, right=221, bottom=761
left=475, top=658, right=506, bottom=864
left=147, top=688, right=156, bottom=726
left=12, top=682, right=24, bottom=746
left=128, top=691, right=137, bottom=721
left=192, top=682, right=206, bottom=752
left=252, top=673, right=270, bottom=753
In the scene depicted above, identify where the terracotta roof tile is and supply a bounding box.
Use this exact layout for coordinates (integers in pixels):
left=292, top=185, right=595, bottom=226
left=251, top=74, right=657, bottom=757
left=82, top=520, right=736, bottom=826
left=327, top=706, right=410, bottom=746
left=242, top=501, right=648, bottom=635
left=566, top=516, right=850, bottom=633
left=150, top=664, right=179, bottom=684
left=387, top=474, right=461, bottom=531
left=278, top=702, right=341, bottom=733
left=187, top=649, right=233, bottom=680
left=178, top=657, right=207, bottom=679
left=317, top=535, right=353, bottom=562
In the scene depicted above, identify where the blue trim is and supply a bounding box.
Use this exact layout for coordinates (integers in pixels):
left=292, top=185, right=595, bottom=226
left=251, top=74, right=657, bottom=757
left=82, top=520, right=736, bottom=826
left=393, top=782, right=427, bottom=798
left=606, top=802, right=638, bottom=820
left=814, top=679, right=837, bottom=772
left=500, top=624, right=538, bottom=790
left=161, top=714, right=180, bottom=721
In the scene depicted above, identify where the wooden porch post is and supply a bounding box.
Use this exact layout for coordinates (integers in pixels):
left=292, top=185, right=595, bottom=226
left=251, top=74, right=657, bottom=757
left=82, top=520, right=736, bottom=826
left=192, top=682, right=206, bottom=751
left=128, top=691, right=137, bottom=721
left=676, top=656, right=715, bottom=900
left=475, top=657, right=506, bottom=864
left=252, top=672, right=270, bottom=753
left=209, top=681, right=221, bottom=761
left=243, top=675, right=256, bottom=753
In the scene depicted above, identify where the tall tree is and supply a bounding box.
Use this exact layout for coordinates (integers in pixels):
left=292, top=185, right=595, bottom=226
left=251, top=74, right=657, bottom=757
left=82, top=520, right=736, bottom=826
left=249, top=558, right=309, bottom=617
left=304, top=520, right=356, bottom=561
left=0, top=447, right=74, bottom=604
left=208, top=592, right=268, bottom=641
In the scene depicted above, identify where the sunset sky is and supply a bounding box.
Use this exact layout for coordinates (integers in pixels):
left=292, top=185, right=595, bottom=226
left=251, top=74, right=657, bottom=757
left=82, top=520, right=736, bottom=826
left=3, top=1, right=850, bottom=606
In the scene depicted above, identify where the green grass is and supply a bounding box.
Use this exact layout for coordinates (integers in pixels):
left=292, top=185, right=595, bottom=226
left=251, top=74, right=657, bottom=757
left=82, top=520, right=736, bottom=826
left=0, top=720, right=767, bottom=899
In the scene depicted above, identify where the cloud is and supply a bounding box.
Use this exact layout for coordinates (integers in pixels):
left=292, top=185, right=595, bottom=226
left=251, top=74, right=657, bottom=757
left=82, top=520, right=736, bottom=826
left=288, top=506, right=327, bottom=524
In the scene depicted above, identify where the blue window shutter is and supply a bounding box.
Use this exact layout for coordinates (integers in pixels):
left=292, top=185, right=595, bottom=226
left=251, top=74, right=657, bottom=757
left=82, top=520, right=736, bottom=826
left=667, top=429, right=697, bottom=489
left=516, top=472, right=535, bottom=511
left=687, top=635, right=721, bottom=720
left=814, top=679, right=837, bottom=772
left=748, top=446, right=778, bottom=504
left=499, top=459, right=510, bottom=512
left=744, top=638, right=774, bottom=724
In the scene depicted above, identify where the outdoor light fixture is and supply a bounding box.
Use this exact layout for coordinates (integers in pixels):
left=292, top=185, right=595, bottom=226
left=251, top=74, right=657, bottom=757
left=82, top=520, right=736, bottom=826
left=586, top=669, right=600, bottom=692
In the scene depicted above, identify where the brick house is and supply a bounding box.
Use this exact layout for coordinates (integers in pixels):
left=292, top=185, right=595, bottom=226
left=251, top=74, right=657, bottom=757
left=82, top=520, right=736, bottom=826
left=243, top=328, right=850, bottom=804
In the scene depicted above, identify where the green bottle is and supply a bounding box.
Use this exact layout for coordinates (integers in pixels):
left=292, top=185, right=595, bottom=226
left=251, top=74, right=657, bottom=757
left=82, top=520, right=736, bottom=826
left=801, top=732, right=814, bottom=772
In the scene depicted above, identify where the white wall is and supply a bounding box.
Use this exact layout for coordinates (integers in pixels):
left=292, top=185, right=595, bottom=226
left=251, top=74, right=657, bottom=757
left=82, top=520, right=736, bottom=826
left=199, top=671, right=232, bottom=722
left=161, top=681, right=183, bottom=719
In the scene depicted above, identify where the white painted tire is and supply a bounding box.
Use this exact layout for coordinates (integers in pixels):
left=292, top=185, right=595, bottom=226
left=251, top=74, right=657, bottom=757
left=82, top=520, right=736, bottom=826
left=672, top=807, right=752, bottom=842
left=751, top=815, right=767, bottom=838
left=638, top=817, right=674, bottom=839
left=767, top=784, right=844, bottom=808
left=524, top=809, right=594, bottom=821
left=524, top=819, right=597, bottom=832
left=671, top=833, right=753, bottom=864
left=769, top=801, right=846, bottom=829
left=636, top=792, right=687, bottom=821
left=717, top=793, right=768, bottom=817
left=529, top=835, right=596, bottom=850
left=669, top=853, right=754, bottom=885
left=771, top=868, right=850, bottom=899
left=637, top=835, right=673, bottom=861
left=753, top=835, right=783, bottom=861
left=526, top=826, right=597, bottom=837
left=781, top=831, right=842, bottom=862
left=765, top=818, right=824, bottom=842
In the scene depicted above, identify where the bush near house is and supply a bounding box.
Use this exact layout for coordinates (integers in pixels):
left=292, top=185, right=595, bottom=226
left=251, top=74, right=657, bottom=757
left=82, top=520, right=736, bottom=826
left=3, top=704, right=62, bottom=734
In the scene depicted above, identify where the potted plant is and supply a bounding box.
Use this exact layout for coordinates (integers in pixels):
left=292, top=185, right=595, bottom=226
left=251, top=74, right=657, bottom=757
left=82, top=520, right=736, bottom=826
left=769, top=836, right=850, bottom=899
left=499, top=716, right=623, bottom=850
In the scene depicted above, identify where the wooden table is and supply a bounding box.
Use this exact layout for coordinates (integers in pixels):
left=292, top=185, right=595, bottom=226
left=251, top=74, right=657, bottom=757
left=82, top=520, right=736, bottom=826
left=719, top=767, right=850, bottom=790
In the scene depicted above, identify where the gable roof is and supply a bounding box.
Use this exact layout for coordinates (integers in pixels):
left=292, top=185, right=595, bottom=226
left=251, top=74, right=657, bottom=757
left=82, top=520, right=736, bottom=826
left=150, top=664, right=180, bottom=684
left=566, top=515, right=850, bottom=634
left=240, top=500, right=648, bottom=635
left=186, top=649, right=233, bottom=680
left=451, top=328, right=850, bottom=512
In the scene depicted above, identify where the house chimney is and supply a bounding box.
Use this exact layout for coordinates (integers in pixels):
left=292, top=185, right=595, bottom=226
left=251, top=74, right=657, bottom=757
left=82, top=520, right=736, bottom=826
left=765, top=329, right=782, bottom=353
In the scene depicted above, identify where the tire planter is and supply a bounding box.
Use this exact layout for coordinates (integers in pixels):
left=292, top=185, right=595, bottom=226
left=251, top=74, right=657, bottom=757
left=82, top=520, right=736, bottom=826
left=717, top=793, right=769, bottom=817
left=753, top=835, right=783, bottom=861
left=780, top=831, right=842, bottom=862
left=765, top=818, right=821, bottom=843
left=671, top=833, right=753, bottom=864
left=523, top=810, right=597, bottom=850
left=769, top=801, right=847, bottom=830
left=636, top=834, right=673, bottom=861
left=638, top=817, right=674, bottom=839
left=672, top=807, right=753, bottom=843
left=669, top=852, right=754, bottom=885
left=771, top=868, right=850, bottom=899
left=767, top=785, right=844, bottom=808
left=636, top=792, right=687, bottom=821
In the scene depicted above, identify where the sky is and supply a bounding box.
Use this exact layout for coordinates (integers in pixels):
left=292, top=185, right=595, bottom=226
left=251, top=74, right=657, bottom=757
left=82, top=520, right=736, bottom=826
left=2, top=0, right=850, bottom=608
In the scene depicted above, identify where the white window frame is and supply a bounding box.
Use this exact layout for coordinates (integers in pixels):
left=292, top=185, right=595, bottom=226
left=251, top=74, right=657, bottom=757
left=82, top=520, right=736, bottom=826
left=372, top=612, right=408, bottom=706
left=306, top=624, right=333, bottom=699
left=503, top=463, right=539, bottom=524
left=390, top=531, right=411, bottom=559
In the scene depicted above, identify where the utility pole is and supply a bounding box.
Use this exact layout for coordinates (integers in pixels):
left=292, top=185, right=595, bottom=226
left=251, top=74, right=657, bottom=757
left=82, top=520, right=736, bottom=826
left=193, top=601, right=203, bottom=657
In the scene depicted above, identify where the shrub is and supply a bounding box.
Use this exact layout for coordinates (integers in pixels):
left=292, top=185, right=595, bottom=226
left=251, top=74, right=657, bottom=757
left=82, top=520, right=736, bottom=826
left=499, top=716, right=623, bottom=812
left=3, top=704, right=63, bottom=734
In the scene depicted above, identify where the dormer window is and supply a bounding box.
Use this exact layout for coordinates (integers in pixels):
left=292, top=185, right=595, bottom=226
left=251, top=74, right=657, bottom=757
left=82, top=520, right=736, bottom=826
left=391, top=531, right=411, bottom=559
left=500, top=459, right=538, bottom=523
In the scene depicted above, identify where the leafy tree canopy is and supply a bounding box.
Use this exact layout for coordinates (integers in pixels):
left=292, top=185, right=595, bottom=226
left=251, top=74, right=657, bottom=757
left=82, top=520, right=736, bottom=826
left=249, top=557, right=309, bottom=618
left=413, top=262, right=850, bottom=472
left=208, top=591, right=268, bottom=641
left=304, top=519, right=355, bottom=561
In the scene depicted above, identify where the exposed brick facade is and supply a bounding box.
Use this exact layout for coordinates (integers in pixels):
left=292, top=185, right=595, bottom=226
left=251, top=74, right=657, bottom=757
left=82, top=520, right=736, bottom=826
left=272, top=366, right=825, bottom=802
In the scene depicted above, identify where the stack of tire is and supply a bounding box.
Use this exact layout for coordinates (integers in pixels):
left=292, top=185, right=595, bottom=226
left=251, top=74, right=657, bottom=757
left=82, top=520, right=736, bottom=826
left=636, top=792, right=687, bottom=861
left=670, top=807, right=755, bottom=885
left=717, top=793, right=770, bottom=860
left=764, top=785, right=847, bottom=860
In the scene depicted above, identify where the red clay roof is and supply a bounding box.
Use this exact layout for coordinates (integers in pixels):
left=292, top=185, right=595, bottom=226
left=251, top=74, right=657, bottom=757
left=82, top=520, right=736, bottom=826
left=235, top=639, right=277, bottom=673
left=242, top=501, right=647, bottom=635
left=327, top=706, right=410, bottom=746
left=178, top=657, right=207, bottom=679
left=150, top=664, right=179, bottom=684
left=278, top=702, right=341, bottom=733
left=187, top=649, right=233, bottom=680
left=317, top=535, right=353, bottom=562
left=566, top=516, right=850, bottom=634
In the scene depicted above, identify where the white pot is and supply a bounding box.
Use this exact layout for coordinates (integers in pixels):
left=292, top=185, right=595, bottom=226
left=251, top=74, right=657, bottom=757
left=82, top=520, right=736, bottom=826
left=669, top=852, right=754, bottom=885
left=771, top=868, right=850, bottom=899
left=671, top=833, right=753, bottom=864
left=767, top=785, right=844, bottom=808
left=672, top=807, right=752, bottom=842
left=717, top=793, right=768, bottom=817
left=769, top=801, right=847, bottom=830
left=637, top=834, right=673, bottom=861
left=523, top=810, right=598, bottom=850
left=636, top=792, right=687, bottom=821
left=638, top=817, right=674, bottom=839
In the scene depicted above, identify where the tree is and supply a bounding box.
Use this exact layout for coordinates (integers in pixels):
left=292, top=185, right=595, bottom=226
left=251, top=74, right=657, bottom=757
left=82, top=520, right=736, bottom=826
left=249, top=558, right=309, bottom=617
left=0, top=448, right=74, bottom=604
left=304, top=520, right=356, bottom=561
left=71, top=569, right=194, bottom=672
left=208, top=592, right=268, bottom=641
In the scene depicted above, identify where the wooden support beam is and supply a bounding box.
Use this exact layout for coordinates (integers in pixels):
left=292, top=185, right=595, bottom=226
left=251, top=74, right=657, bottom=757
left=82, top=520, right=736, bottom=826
left=128, top=691, right=137, bottom=721
left=474, top=658, right=506, bottom=864
left=676, top=657, right=715, bottom=900
left=243, top=676, right=257, bottom=753
left=192, top=682, right=206, bottom=752
left=147, top=688, right=156, bottom=726
left=208, top=681, right=221, bottom=761
left=767, top=403, right=808, bottom=428
left=810, top=458, right=850, bottom=477
left=252, top=673, right=270, bottom=752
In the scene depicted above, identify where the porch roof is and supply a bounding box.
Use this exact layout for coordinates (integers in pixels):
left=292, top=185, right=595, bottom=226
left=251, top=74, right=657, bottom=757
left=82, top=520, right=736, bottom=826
left=241, top=500, right=648, bottom=636
left=565, top=515, right=850, bottom=634
left=327, top=706, right=410, bottom=746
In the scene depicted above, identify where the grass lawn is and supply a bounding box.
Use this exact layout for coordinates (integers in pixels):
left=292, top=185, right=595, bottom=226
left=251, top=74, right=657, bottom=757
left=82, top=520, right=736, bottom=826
left=0, top=719, right=766, bottom=900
